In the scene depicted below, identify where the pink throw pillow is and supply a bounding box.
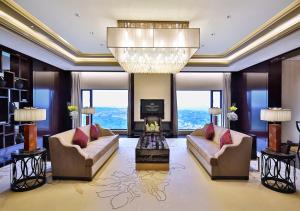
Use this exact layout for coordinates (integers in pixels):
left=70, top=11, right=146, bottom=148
left=205, top=123, right=215, bottom=140
left=90, top=124, right=100, bottom=141
left=72, top=128, right=88, bottom=148
left=220, top=130, right=233, bottom=149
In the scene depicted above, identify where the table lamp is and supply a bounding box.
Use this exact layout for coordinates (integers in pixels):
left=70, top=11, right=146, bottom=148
left=81, top=107, right=96, bottom=125
left=260, top=108, right=291, bottom=152
left=208, top=107, right=222, bottom=125
left=14, top=108, right=46, bottom=152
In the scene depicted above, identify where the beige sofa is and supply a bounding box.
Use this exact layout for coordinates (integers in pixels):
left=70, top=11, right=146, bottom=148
left=187, top=125, right=252, bottom=180
left=49, top=125, right=119, bottom=181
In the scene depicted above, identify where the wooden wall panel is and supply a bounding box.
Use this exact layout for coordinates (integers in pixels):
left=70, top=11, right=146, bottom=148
left=33, top=60, right=71, bottom=135
left=231, top=59, right=281, bottom=137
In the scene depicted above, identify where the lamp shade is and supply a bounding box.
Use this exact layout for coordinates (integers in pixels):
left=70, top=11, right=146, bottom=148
left=14, top=108, right=46, bottom=122
left=260, top=108, right=291, bottom=122
left=81, top=107, right=96, bottom=114
left=208, top=107, right=222, bottom=115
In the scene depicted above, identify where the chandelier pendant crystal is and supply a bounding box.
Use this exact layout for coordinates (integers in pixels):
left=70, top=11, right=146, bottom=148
left=107, top=21, right=200, bottom=74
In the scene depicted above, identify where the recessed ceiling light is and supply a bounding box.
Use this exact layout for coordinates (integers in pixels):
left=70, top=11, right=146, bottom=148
left=75, top=13, right=80, bottom=17
left=30, top=25, right=34, bottom=28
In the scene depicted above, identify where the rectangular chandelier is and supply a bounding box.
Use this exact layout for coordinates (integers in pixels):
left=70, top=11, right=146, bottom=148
left=107, top=22, right=200, bottom=74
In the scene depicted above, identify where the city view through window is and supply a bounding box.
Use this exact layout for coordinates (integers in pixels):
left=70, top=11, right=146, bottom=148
left=82, top=90, right=221, bottom=130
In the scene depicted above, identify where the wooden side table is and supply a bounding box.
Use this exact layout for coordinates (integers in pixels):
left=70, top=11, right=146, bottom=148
left=261, top=149, right=296, bottom=193
left=10, top=148, right=47, bottom=192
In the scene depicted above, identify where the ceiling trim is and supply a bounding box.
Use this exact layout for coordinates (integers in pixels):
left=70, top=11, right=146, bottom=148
left=2, top=0, right=300, bottom=58
left=0, top=0, right=300, bottom=66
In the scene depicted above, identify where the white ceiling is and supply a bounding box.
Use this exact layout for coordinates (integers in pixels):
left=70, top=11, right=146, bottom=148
left=2, top=26, right=300, bottom=71
left=14, top=0, right=294, bottom=55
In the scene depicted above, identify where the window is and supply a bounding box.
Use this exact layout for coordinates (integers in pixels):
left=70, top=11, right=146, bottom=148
left=34, top=89, right=52, bottom=131
left=177, top=90, right=222, bottom=130
left=247, top=90, right=268, bottom=132
left=81, top=90, right=128, bottom=130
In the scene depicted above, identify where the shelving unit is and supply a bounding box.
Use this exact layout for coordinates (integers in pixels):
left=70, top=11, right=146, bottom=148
left=0, top=49, right=32, bottom=166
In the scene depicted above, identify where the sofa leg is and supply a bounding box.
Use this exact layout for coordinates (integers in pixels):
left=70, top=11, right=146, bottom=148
left=211, top=176, right=249, bottom=180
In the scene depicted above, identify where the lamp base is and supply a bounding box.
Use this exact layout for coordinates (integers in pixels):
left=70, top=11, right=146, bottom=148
left=268, top=124, right=281, bottom=152
left=86, top=115, right=90, bottom=125
left=212, top=116, right=218, bottom=125
left=24, top=124, right=37, bottom=152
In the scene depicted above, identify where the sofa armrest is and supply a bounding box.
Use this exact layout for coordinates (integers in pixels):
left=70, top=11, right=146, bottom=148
left=214, top=137, right=252, bottom=175
left=49, top=136, right=92, bottom=177
left=215, top=137, right=252, bottom=159
left=100, top=128, right=115, bottom=136
left=190, top=128, right=206, bottom=136
left=50, top=136, right=88, bottom=158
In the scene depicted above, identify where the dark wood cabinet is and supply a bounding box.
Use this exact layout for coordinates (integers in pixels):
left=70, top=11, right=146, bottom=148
left=0, top=45, right=72, bottom=166
left=0, top=48, right=32, bottom=166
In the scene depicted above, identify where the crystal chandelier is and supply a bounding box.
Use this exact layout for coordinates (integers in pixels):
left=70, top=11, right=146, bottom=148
left=107, top=21, right=200, bottom=74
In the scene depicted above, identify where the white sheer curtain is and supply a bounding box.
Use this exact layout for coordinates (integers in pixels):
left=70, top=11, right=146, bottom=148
left=71, top=72, right=82, bottom=128
left=222, top=73, right=231, bottom=128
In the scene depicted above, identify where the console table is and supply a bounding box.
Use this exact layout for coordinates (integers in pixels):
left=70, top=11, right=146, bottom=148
left=261, top=149, right=296, bottom=193
left=135, top=134, right=169, bottom=170
left=10, top=148, right=47, bottom=192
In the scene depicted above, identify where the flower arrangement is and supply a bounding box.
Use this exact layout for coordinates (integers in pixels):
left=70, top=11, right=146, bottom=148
left=146, top=121, right=160, bottom=132
left=227, top=104, right=238, bottom=127
left=68, top=105, right=78, bottom=112
left=229, top=105, right=238, bottom=112
left=67, top=104, right=78, bottom=118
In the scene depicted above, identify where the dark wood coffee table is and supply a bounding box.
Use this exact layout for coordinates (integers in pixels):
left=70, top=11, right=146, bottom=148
left=135, top=134, right=169, bottom=170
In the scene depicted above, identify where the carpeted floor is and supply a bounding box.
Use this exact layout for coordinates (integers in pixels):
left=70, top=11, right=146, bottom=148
left=0, top=138, right=299, bottom=211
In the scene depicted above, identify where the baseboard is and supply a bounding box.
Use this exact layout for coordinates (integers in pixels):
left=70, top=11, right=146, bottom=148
left=52, top=176, right=92, bottom=181
left=211, top=176, right=249, bottom=180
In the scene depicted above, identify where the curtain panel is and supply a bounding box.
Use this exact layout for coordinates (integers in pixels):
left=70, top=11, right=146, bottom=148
left=71, top=72, right=82, bottom=128
left=222, top=73, right=231, bottom=128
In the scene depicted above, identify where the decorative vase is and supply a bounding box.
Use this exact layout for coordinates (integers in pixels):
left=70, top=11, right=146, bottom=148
left=69, top=111, right=79, bottom=118
left=227, top=112, right=238, bottom=129
left=15, top=133, right=24, bottom=144
left=15, top=79, right=24, bottom=89
left=0, top=77, right=6, bottom=87
left=9, top=102, right=16, bottom=113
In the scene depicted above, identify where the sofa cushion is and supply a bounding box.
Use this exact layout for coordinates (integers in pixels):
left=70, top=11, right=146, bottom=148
left=95, top=124, right=115, bottom=137
left=82, top=135, right=118, bottom=165
left=72, top=128, right=88, bottom=148
left=205, top=123, right=215, bottom=140
left=212, top=126, right=227, bottom=144
left=90, top=124, right=100, bottom=141
left=220, top=130, right=233, bottom=149
left=187, top=135, right=219, bottom=165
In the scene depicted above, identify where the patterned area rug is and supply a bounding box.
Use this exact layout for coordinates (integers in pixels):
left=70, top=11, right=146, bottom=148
left=0, top=138, right=299, bottom=211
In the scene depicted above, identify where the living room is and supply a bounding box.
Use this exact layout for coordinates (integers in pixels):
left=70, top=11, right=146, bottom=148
left=0, top=0, right=300, bottom=210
